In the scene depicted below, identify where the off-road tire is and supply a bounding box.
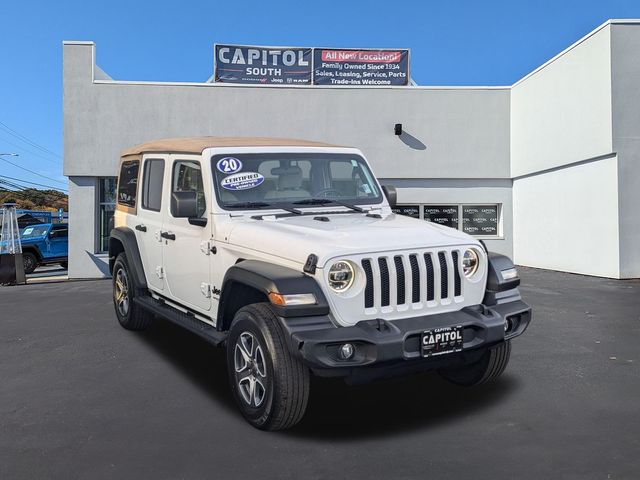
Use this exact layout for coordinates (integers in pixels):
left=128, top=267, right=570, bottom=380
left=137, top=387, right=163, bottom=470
left=227, top=303, right=310, bottom=431
left=22, top=252, right=38, bottom=274
left=112, top=252, right=153, bottom=331
left=439, top=340, right=511, bottom=386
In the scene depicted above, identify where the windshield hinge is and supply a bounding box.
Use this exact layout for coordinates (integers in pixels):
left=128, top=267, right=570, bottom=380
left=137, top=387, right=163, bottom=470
left=303, top=254, right=318, bottom=274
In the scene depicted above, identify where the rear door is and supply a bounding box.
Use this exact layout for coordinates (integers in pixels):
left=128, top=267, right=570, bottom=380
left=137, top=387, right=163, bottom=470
left=161, top=156, right=211, bottom=312
left=135, top=156, right=167, bottom=292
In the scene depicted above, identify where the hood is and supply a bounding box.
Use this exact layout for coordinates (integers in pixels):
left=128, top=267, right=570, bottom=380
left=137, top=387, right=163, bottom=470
left=225, top=211, right=480, bottom=267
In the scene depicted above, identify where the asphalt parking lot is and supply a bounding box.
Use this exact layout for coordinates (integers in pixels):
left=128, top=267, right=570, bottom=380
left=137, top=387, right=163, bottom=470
left=1, top=268, right=639, bottom=479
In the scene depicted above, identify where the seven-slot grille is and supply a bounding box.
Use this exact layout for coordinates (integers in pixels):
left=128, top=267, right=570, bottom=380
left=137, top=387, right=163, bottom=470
left=362, top=250, right=463, bottom=311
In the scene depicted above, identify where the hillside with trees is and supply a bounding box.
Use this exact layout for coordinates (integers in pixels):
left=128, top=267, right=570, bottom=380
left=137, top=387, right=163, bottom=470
left=0, top=187, right=68, bottom=211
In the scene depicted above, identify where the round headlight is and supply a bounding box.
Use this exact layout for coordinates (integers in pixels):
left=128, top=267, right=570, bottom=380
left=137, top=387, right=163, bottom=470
left=462, top=249, right=479, bottom=277
left=328, top=261, right=355, bottom=292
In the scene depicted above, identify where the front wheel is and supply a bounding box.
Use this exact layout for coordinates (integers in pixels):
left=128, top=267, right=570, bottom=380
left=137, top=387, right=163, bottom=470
left=112, top=253, right=153, bottom=331
left=439, top=340, right=511, bottom=386
left=226, top=303, right=310, bottom=431
left=22, top=252, right=38, bottom=274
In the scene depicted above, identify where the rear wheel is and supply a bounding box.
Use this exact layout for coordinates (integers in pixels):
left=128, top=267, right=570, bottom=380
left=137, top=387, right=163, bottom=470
left=439, top=340, right=511, bottom=386
left=227, top=303, right=310, bottom=431
left=22, top=252, right=38, bottom=274
left=112, top=253, right=153, bottom=331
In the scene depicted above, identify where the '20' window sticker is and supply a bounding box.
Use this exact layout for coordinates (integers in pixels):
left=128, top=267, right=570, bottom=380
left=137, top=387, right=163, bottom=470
left=216, top=157, right=243, bottom=174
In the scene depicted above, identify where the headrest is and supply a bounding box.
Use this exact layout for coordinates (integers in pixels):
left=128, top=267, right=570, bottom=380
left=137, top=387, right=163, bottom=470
left=271, top=166, right=303, bottom=190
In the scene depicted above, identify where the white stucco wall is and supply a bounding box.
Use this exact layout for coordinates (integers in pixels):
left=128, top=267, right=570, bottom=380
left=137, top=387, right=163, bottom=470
left=513, top=156, right=620, bottom=278
left=510, top=24, right=613, bottom=177
left=509, top=22, right=633, bottom=278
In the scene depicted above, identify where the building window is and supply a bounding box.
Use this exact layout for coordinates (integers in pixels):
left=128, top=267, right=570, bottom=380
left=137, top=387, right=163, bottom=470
left=98, top=177, right=116, bottom=252
left=391, top=205, right=420, bottom=218
left=393, top=203, right=502, bottom=238
left=423, top=205, right=459, bottom=229
left=462, top=205, right=499, bottom=236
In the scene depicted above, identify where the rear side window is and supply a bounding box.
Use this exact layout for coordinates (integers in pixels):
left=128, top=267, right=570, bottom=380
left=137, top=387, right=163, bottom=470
left=141, top=159, right=165, bottom=212
left=117, top=160, right=140, bottom=208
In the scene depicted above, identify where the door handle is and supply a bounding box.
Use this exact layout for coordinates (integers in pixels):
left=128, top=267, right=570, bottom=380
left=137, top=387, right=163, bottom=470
left=135, top=224, right=147, bottom=232
left=160, top=231, right=176, bottom=241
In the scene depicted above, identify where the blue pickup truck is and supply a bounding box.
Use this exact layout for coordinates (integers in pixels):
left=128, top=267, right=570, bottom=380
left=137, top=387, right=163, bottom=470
left=19, top=223, right=68, bottom=273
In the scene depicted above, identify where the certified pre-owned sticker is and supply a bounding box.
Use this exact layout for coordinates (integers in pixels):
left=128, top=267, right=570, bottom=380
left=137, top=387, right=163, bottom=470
left=221, top=172, right=265, bottom=191
left=216, top=157, right=243, bottom=174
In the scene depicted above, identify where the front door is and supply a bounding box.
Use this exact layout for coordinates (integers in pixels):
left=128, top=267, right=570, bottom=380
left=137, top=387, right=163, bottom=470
left=162, top=157, right=211, bottom=312
left=47, top=225, right=68, bottom=258
left=135, top=156, right=167, bottom=291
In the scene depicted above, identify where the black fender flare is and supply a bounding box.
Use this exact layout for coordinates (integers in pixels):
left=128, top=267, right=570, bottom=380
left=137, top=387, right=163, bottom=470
left=217, top=259, right=330, bottom=326
left=486, top=252, right=520, bottom=292
left=21, top=246, right=43, bottom=262
left=483, top=252, right=521, bottom=306
left=109, top=227, right=147, bottom=290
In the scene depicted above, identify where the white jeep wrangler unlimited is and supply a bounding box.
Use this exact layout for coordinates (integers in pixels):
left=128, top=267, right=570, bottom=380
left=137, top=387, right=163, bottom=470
left=109, top=137, right=531, bottom=430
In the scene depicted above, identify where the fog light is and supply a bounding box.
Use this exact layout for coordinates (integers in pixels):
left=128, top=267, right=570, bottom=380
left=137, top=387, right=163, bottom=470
left=338, top=343, right=355, bottom=360
left=505, top=318, right=513, bottom=332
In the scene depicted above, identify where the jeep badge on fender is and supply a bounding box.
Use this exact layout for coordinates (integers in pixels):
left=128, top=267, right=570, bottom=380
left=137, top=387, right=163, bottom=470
left=108, top=137, right=532, bottom=431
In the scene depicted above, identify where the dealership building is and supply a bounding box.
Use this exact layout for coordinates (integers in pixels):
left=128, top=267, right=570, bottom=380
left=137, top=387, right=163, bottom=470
left=63, top=20, right=640, bottom=279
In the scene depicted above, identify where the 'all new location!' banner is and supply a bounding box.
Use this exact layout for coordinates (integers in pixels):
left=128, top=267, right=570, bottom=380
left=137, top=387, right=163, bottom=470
left=214, top=44, right=312, bottom=85
left=313, top=48, right=410, bottom=86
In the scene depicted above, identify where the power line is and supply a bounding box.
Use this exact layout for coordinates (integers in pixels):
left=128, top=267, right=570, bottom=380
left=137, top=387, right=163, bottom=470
left=0, top=133, right=61, bottom=165
left=0, top=156, right=67, bottom=186
left=0, top=120, right=62, bottom=159
left=0, top=174, right=68, bottom=192
left=0, top=179, right=29, bottom=192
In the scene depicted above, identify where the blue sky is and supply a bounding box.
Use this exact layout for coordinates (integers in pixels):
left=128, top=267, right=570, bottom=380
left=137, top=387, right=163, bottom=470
left=1, top=0, right=639, bottom=191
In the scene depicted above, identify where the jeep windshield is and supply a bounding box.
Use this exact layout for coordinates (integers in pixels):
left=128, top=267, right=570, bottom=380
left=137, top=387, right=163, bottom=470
left=20, top=225, right=49, bottom=237
left=211, top=153, right=383, bottom=211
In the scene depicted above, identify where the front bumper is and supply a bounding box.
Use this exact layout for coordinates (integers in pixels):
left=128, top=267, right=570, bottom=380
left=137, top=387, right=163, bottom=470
left=279, top=296, right=531, bottom=381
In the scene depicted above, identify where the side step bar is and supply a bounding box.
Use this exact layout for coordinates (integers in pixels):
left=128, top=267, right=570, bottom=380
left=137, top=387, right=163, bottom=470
left=134, top=296, right=227, bottom=346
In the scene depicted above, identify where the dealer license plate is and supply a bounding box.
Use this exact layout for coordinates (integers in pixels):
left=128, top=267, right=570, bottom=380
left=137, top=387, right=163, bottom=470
left=421, top=326, right=464, bottom=357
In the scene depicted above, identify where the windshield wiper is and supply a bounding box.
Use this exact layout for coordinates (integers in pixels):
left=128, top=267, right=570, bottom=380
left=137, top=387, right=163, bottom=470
left=227, top=201, right=301, bottom=215
left=292, top=198, right=365, bottom=213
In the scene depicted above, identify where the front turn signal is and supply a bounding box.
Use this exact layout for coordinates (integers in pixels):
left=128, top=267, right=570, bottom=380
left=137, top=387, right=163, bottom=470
left=268, top=292, right=317, bottom=306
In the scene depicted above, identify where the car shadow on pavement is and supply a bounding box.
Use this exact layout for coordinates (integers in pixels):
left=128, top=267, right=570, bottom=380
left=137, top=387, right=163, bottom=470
left=288, top=373, right=520, bottom=440
left=135, top=318, right=237, bottom=414
left=137, top=317, right=520, bottom=439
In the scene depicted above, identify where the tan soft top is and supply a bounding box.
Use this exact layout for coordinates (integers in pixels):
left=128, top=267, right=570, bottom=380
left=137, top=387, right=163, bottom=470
left=121, top=137, right=342, bottom=157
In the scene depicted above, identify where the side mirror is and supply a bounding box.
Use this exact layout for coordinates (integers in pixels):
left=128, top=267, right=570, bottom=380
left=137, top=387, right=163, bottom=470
left=48, top=230, right=57, bottom=239
left=381, top=185, right=397, bottom=208
left=171, top=191, right=208, bottom=227
left=171, top=191, right=198, bottom=218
